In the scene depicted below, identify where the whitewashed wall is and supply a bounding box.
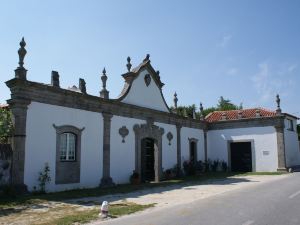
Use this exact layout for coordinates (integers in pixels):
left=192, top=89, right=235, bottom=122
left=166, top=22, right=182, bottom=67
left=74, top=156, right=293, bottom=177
left=155, top=122, right=177, bottom=171
left=110, top=116, right=144, bottom=184
left=25, top=102, right=103, bottom=192
left=207, top=127, right=278, bottom=172
left=181, top=127, right=204, bottom=165
left=284, top=118, right=300, bottom=167
left=121, top=69, right=169, bottom=112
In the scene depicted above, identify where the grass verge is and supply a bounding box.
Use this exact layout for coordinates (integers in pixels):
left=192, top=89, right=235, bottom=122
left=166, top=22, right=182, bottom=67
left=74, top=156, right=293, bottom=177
left=38, top=202, right=154, bottom=225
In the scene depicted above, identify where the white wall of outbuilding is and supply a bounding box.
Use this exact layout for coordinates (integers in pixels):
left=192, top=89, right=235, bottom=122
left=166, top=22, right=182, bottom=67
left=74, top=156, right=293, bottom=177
left=284, top=118, right=300, bottom=167
left=207, top=126, right=278, bottom=172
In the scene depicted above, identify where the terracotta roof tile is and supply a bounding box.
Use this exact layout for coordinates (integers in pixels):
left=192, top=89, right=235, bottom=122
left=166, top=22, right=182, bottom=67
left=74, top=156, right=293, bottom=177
left=205, top=108, right=277, bottom=122
left=0, top=104, right=9, bottom=109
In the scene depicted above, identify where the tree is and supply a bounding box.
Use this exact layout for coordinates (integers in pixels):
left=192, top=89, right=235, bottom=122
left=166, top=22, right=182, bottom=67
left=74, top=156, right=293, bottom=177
left=170, top=96, right=241, bottom=119
left=217, top=96, right=239, bottom=111
left=0, top=108, right=14, bottom=144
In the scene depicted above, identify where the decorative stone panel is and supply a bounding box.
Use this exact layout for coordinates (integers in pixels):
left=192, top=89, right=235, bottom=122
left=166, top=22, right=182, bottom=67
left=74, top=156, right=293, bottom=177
left=119, top=126, right=129, bottom=143
left=144, top=74, right=151, bottom=86
left=166, top=132, right=173, bottom=145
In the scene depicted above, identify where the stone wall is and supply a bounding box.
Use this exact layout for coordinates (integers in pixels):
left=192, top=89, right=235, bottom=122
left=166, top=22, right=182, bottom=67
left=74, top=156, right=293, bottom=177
left=0, top=144, right=12, bottom=187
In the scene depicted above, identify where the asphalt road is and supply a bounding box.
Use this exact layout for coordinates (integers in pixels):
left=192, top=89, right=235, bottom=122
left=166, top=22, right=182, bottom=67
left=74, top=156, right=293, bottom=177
left=95, top=172, right=300, bottom=225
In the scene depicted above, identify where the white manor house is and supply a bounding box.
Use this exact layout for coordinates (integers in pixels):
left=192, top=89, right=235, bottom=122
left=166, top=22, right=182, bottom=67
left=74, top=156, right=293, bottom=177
left=4, top=38, right=300, bottom=192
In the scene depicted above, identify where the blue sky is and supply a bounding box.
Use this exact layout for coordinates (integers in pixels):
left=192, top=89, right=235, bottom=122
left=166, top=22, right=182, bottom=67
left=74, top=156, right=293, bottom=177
left=1, top=0, right=300, bottom=117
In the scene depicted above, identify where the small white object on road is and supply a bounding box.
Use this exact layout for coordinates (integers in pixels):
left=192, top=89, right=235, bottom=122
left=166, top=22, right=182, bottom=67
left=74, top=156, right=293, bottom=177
left=100, top=201, right=109, bottom=218
left=242, top=220, right=254, bottom=225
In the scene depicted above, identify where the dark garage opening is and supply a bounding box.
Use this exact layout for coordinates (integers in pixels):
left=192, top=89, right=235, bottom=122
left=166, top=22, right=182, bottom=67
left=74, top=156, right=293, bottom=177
left=230, top=142, right=252, bottom=172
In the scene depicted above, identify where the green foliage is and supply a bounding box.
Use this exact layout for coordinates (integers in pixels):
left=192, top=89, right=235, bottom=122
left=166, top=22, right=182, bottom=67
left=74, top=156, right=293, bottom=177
left=0, top=108, right=14, bottom=144
left=217, top=96, right=239, bottom=111
left=171, top=104, right=197, bottom=118
left=109, top=202, right=155, bottom=217
left=171, top=96, right=241, bottom=119
left=183, top=160, right=196, bottom=175
left=42, top=209, right=100, bottom=225
left=38, top=163, right=51, bottom=193
left=205, top=159, right=228, bottom=172
left=1, top=185, right=16, bottom=197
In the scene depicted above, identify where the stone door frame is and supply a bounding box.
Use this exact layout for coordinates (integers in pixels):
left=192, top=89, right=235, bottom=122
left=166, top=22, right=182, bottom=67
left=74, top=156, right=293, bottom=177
left=227, top=139, right=255, bottom=172
left=133, top=118, right=164, bottom=182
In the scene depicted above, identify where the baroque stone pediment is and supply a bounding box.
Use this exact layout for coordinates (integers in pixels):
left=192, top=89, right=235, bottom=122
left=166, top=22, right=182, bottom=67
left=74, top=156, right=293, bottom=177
left=133, top=118, right=164, bottom=138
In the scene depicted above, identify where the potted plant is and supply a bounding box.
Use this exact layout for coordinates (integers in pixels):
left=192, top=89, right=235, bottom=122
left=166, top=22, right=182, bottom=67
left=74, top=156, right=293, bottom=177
left=221, top=160, right=228, bottom=172
left=164, top=169, right=173, bottom=180
left=195, top=160, right=204, bottom=175
left=212, top=160, right=220, bottom=172
left=130, top=171, right=140, bottom=185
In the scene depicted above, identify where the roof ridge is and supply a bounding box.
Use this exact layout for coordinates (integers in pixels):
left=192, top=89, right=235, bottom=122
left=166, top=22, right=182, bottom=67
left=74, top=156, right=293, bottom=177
left=209, top=107, right=276, bottom=113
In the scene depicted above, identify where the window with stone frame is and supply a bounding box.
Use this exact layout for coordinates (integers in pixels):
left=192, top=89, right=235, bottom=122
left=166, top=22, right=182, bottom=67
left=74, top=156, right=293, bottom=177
left=60, top=132, right=76, bottom=161
left=53, top=124, right=84, bottom=184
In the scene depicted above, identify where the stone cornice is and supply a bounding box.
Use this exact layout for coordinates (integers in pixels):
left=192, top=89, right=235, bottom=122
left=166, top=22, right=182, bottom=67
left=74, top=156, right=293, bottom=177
left=6, top=78, right=288, bottom=132
left=5, top=78, right=206, bottom=130
left=207, top=116, right=285, bottom=130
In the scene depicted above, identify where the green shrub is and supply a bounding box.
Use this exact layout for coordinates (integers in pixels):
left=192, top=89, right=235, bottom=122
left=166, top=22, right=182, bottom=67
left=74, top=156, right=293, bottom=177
left=38, top=162, right=51, bottom=193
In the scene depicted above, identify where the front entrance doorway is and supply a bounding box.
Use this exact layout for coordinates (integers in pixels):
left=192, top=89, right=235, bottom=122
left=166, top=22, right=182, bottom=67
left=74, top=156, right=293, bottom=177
left=230, top=142, right=252, bottom=172
left=141, top=138, right=155, bottom=182
left=190, top=141, right=197, bottom=165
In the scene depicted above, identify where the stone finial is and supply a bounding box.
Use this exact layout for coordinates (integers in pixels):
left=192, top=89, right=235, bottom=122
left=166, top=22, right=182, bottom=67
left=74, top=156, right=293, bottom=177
left=15, top=37, right=28, bottom=80
left=79, top=78, right=86, bottom=94
left=174, top=92, right=178, bottom=109
left=200, top=102, right=204, bottom=120
left=192, top=108, right=196, bottom=119
left=143, top=54, right=150, bottom=62
left=51, top=71, right=60, bottom=87
left=100, top=67, right=109, bottom=99
left=238, top=110, right=243, bottom=119
left=126, top=56, right=132, bottom=72
left=255, top=108, right=261, bottom=118
left=18, top=37, right=27, bottom=68
left=156, top=70, right=160, bottom=79
left=221, top=112, right=227, bottom=121
left=101, top=67, right=107, bottom=89
left=276, top=94, right=282, bottom=115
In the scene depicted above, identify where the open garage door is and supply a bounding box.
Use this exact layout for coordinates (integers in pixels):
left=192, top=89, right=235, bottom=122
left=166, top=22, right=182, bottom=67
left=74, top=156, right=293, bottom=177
left=230, top=142, right=252, bottom=172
